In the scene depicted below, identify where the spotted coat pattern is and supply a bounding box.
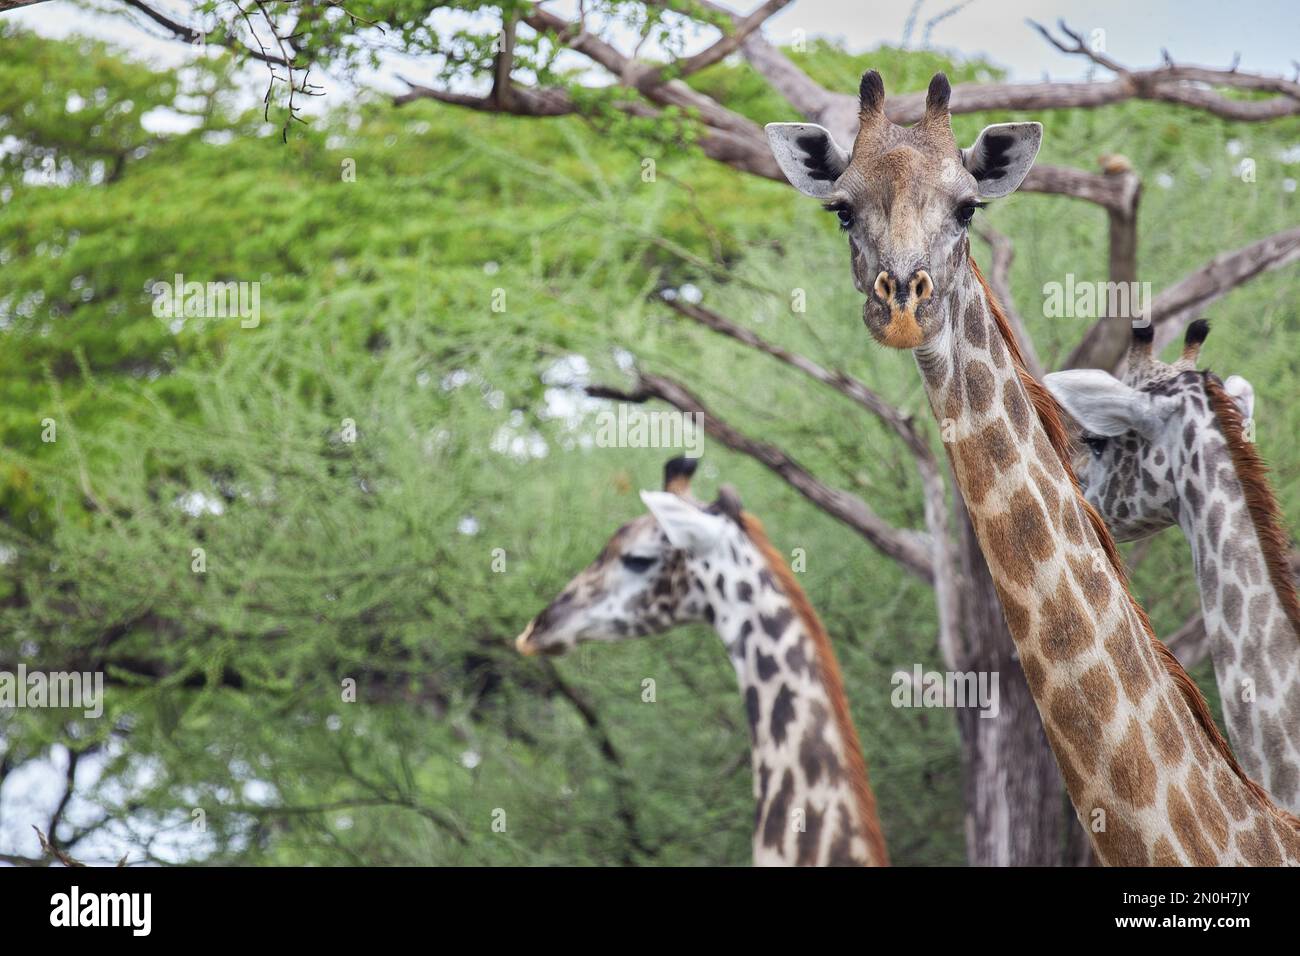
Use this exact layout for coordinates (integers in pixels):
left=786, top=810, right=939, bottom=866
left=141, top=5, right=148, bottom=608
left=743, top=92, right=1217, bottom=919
left=1064, top=357, right=1300, bottom=812
left=518, top=506, right=884, bottom=866
left=780, top=67, right=1300, bottom=865
left=913, top=253, right=1300, bottom=864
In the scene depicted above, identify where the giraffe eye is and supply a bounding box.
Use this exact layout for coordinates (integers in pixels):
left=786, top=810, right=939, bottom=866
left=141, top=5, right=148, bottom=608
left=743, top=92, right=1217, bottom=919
left=620, top=555, right=656, bottom=573
left=1082, top=434, right=1109, bottom=457
left=955, top=202, right=984, bottom=227
left=823, top=202, right=854, bottom=231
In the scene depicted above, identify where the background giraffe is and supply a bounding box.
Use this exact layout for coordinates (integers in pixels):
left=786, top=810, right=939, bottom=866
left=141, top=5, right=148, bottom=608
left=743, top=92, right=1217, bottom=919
left=1045, top=321, right=1300, bottom=811
left=766, top=70, right=1300, bottom=864
left=515, top=457, right=888, bottom=866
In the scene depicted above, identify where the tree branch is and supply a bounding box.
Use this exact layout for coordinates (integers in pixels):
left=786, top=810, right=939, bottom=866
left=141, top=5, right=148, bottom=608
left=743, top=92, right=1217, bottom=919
left=393, top=74, right=781, bottom=177
left=732, top=15, right=1300, bottom=141
left=1144, top=225, right=1300, bottom=363
left=586, top=370, right=936, bottom=582
left=1030, top=19, right=1300, bottom=122
left=118, top=0, right=292, bottom=68
left=1164, top=611, right=1209, bottom=670
left=491, top=14, right=518, bottom=109
left=658, top=294, right=935, bottom=464
left=972, top=223, right=1042, bottom=379
left=1065, top=225, right=1300, bottom=372
left=393, top=6, right=783, bottom=178
left=46, top=746, right=82, bottom=848
left=657, top=293, right=959, bottom=642
left=731, top=24, right=1150, bottom=214
left=33, top=826, right=86, bottom=867
left=394, top=79, right=581, bottom=116
left=640, top=0, right=792, bottom=86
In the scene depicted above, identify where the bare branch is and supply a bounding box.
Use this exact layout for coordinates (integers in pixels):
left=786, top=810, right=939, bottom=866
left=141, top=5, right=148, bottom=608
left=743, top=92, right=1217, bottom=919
left=922, top=2, right=973, bottom=49
left=655, top=293, right=960, bottom=662
left=520, top=7, right=765, bottom=144
left=1028, top=18, right=1128, bottom=75
left=1019, top=161, right=1139, bottom=214
left=392, top=6, right=785, bottom=179
left=659, top=295, right=935, bottom=461
left=738, top=28, right=848, bottom=128
left=586, top=371, right=936, bottom=582
left=1065, top=225, right=1300, bottom=371
left=1099, top=154, right=1142, bottom=287
left=393, top=76, right=780, bottom=177
left=119, top=0, right=292, bottom=68
left=0, top=851, right=48, bottom=866
left=395, top=79, right=580, bottom=116
left=716, top=9, right=1300, bottom=206
left=1144, top=225, right=1300, bottom=361
left=730, top=26, right=1151, bottom=214
left=641, top=0, right=792, bottom=86
left=1031, top=154, right=1144, bottom=369
left=33, top=826, right=86, bottom=867
left=46, top=746, right=82, bottom=848
left=1164, top=612, right=1209, bottom=670
left=1030, top=19, right=1300, bottom=121
left=491, top=14, right=518, bottom=109
left=972, top=223, right=1042, bottom=379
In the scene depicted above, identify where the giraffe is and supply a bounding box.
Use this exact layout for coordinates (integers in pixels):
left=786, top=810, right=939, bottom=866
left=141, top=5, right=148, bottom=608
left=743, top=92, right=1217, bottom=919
left=515, top=456, right=888, bottom=866
left=765, top=70, right=1300, bottom=864
left=1044, top=321, right=1300, bottom=811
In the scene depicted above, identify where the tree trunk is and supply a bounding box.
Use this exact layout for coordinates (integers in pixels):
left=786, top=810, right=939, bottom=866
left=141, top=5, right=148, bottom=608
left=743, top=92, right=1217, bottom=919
left=951, top=497, right=1068, bottom=865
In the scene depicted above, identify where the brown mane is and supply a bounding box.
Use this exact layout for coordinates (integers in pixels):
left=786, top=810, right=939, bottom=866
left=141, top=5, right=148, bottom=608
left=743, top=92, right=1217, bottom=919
left=1203, top=373, right=1300, bottom=638
left=738, top=510, right=890, bottom=866
left=970, top=259, right=1299, bottom=826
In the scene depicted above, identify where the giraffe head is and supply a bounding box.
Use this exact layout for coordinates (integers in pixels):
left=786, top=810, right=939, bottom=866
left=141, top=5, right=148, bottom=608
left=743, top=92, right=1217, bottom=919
left=766, top=71, right=1041, bottom=349
left=515, top=457, right=745, bottom=656
left=1043, top=321, right=1257, bottom=540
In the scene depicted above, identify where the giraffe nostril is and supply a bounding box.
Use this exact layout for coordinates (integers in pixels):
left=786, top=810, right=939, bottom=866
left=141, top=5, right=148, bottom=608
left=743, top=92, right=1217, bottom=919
left=873, top=271, right=893, bottom=302
left=912, top=270, right=934, bottom=302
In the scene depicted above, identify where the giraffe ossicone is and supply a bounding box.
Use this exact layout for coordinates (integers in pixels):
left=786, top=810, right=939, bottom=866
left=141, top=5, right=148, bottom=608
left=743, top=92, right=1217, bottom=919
left=1045, top=321, right=1300, bottom=812
left=767, top=70, right=1300, bottom=865
left=516, top=456, right=888, bottom=866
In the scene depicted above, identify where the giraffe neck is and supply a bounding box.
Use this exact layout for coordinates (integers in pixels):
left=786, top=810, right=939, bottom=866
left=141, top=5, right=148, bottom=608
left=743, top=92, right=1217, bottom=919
left=908, top=256, right=1300, bottom=865
left=706, top=517, right=887, bottom=866
left=1177, top=399, right=1300, bottom=811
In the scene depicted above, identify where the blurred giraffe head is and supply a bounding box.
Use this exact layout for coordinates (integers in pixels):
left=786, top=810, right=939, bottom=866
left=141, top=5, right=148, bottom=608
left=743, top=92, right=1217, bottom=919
left=515, top=457, right=743, bottom=656
left=766, top=71, right=1041, bottom=349
left=1044, top=320, right=1257, bottom=540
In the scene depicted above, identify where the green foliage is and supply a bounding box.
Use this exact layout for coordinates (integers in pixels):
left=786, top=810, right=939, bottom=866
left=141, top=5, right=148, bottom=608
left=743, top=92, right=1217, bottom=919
left=1, top=22, right=1298, bottom=866
left=0, top=20, right=244, bottom=186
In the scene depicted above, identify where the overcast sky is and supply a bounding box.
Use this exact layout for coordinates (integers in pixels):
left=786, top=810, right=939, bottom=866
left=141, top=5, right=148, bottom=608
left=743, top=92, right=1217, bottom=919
left=10, top=0, right=1300, bottom=109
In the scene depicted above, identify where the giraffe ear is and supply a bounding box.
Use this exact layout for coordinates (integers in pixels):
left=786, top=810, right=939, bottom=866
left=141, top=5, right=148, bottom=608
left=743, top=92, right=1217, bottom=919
left=640, top=490, right=727, bottom=556
left=962, top=123, right=1042, bottom=199
left=1223, top=375, right=1255, bottom=421
left=765, top=123, right=850, bottom=200
left=1044, top=369, right=1176, bottom=440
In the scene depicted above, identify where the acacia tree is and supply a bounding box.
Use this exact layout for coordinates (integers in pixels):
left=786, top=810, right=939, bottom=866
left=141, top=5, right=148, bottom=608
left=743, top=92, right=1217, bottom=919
left=8, top=0, right=1300, bottom=865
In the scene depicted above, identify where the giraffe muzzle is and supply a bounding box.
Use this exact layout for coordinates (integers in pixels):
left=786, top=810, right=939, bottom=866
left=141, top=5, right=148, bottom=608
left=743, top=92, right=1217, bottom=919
left=867, top=268, right=933, bottom=349
left=515, top=619, right=568, bottom=656
left=515, top=621, right=540, bottom=656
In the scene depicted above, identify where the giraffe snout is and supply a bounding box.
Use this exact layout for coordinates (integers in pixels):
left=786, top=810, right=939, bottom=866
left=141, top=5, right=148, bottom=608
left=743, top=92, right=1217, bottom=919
left=872, top=268, right=933, bottom=308
left=514, top=599, right=574, bottom=656
left=867, top=268, right=933, bottom=349
left=515, top=620, right=539, bottom=656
